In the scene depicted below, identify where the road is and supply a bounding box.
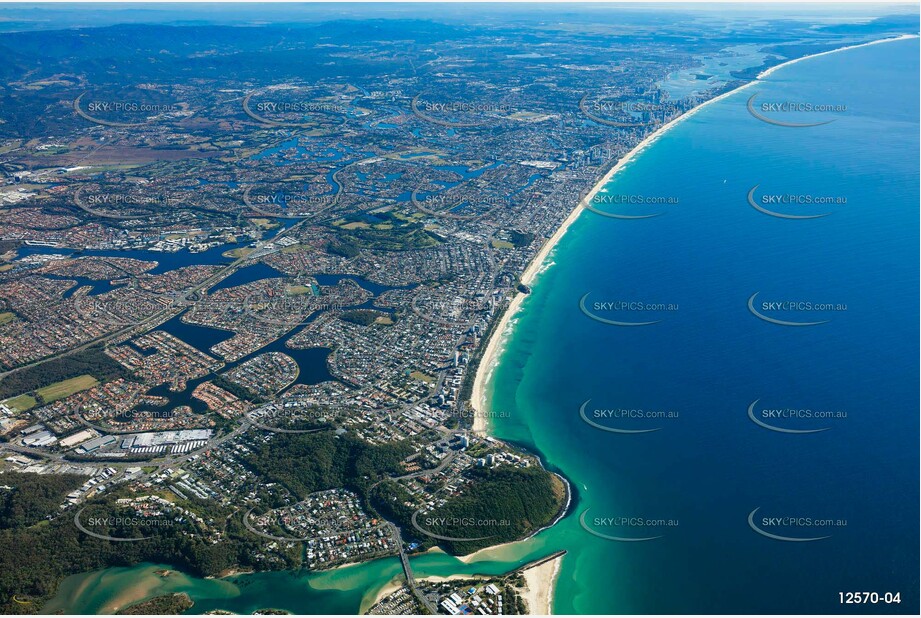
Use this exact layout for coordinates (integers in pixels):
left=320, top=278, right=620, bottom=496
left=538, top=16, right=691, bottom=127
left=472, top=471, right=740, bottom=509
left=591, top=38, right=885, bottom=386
left=389, top=522, right=437, bottom=614
left=0, top=184, right=334, bottom=382
left=0, top=419, right=251, bottom=470
left=242, top=506, right=389, bottom=544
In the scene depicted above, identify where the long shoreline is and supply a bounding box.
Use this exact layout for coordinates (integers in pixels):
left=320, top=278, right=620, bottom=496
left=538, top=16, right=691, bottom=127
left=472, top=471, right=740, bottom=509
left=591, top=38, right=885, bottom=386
left=465, top=31, right=917, bottom=613
left=469, top=33, right=917, bottom=436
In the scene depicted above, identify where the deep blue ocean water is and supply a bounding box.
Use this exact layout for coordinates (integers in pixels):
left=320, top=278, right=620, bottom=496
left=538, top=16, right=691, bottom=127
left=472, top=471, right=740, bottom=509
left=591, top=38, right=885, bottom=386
left=41, top=37, right=920, bottom=616
left=487, top=36, right=919, bottom=614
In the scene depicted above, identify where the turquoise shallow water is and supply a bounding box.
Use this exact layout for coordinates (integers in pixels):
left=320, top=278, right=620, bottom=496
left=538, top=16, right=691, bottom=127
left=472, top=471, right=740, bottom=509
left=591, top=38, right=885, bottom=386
left=45, top=37, right=919, bottom=615
left=485, top=36, right=920, bottom=614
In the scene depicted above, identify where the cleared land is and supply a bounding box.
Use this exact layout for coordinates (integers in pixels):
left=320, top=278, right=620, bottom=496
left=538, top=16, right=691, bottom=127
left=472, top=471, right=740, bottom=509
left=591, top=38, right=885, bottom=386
left=223, top=247, right=255, bottom=259
left=35, top=374, right=99, bottom=403
left=2, top=394, right=37, bottom=413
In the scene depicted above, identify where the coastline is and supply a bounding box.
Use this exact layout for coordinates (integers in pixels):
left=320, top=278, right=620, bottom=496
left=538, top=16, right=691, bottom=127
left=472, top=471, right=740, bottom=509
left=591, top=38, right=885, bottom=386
left=364, top=577, right=405, bottom=612
left=756, top=33, right=917, bottom=80
left=368, top=564, right=563, bottom=615
left=468, top=32, right=917, bottom=436
left=465, top=31, right=917, bottom=613
left=33, top=34, right=918, bottom=618
left=519, top=554, right=563, bottom=616
left=456, top=470, right=570, bottom=565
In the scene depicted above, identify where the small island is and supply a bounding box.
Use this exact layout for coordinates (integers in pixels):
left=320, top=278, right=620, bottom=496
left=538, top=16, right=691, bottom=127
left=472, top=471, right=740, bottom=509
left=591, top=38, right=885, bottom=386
left=118, top=593, right=193, bottom=615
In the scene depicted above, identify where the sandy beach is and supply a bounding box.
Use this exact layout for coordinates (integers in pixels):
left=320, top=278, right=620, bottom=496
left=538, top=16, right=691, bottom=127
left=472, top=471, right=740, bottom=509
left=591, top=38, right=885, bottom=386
left=519, top=554, right=563, bottom=615
left=468, top=33, right=917, bottom=436
left=454, top=533, right=536, bottom=564
left=757, top=33, right=917, bottom=80
left=463, top=33, right=917, bottom=614
left=363, top=577, right=404, bottom=612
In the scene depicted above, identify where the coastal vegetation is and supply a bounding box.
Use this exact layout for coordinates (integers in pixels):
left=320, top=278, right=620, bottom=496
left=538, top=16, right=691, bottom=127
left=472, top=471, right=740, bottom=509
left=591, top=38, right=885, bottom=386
left=118, top=592, right=193, bottom=615
left=373, top=465, right=567, bottom=555
left=0, top=7, right=911, bottom=616
left=0, top=476, right=291, bottom=614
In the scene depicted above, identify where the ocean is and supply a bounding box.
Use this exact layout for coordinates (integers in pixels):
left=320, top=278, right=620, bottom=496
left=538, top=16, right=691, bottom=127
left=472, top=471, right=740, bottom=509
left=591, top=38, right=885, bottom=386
left=484, top=35, right=920, bottom=614
left=44, top=36, right=919, bottom=615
